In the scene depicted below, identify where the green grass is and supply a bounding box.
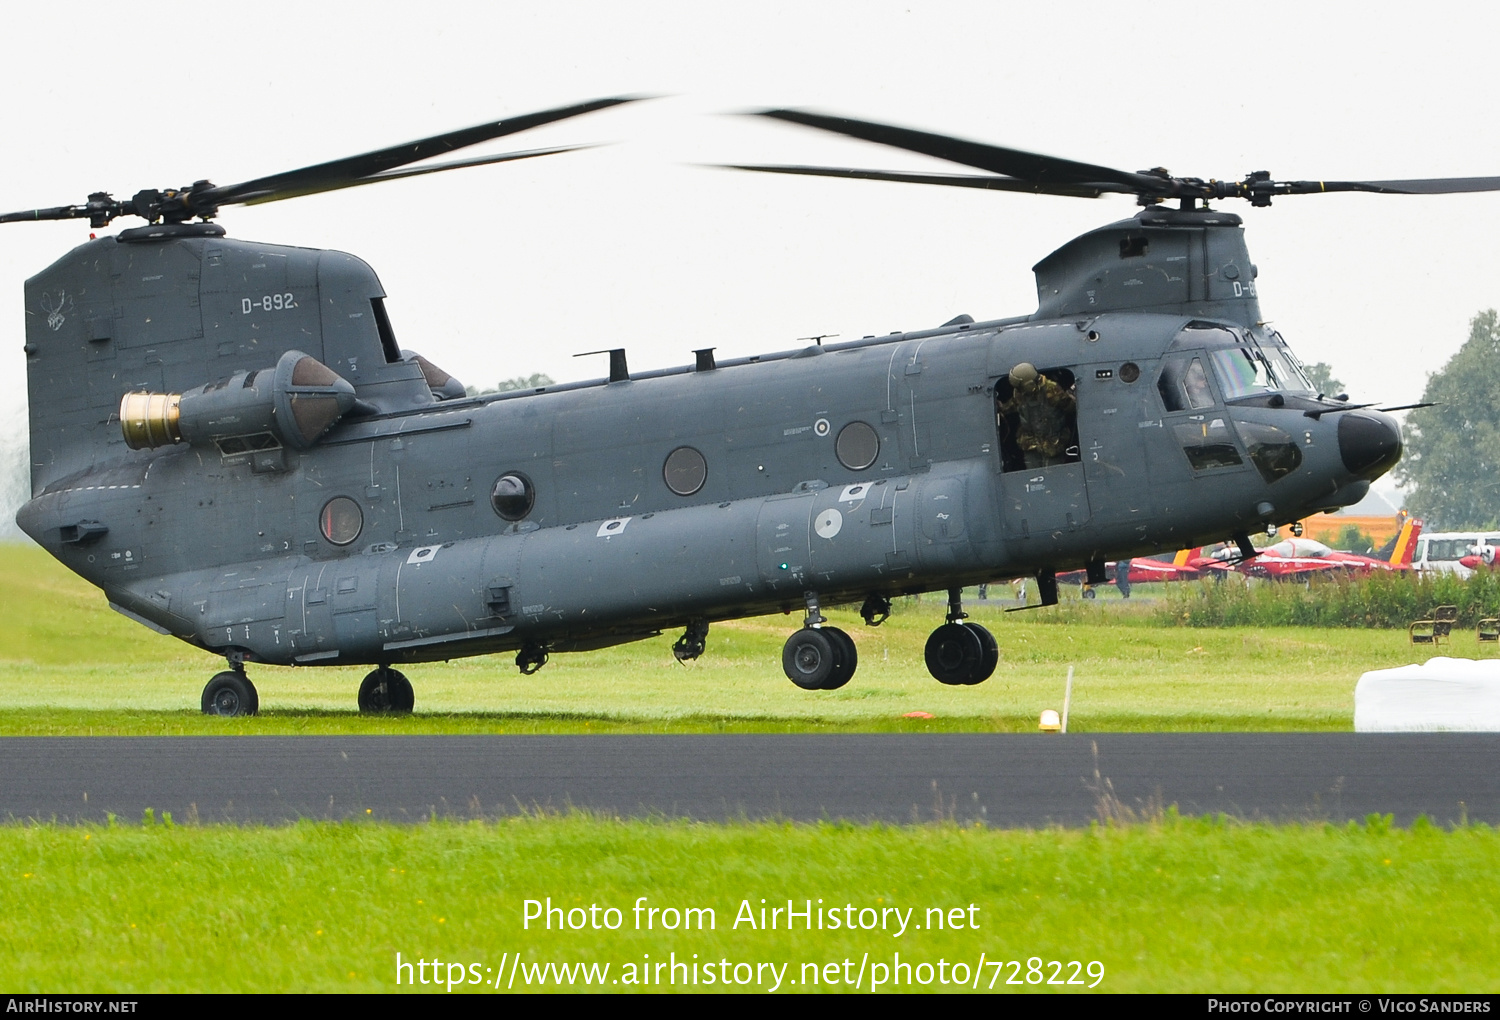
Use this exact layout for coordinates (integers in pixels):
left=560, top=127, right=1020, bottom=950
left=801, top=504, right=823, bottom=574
left=7, top=545, right=1498, bottom=994
left=1158, top=568, right=1500, bottom=628
left=0, top=544, right=1464, bottom=734
left=1, top=814, right=1496, bottom=993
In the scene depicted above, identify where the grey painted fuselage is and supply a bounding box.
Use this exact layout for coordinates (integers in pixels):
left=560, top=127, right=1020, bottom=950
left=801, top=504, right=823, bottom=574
left=16, top=209, right=1399, bottom=671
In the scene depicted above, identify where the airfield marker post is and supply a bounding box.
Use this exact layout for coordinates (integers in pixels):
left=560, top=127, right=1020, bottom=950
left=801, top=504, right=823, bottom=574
left=1061, top=666, right=1075, bottom=733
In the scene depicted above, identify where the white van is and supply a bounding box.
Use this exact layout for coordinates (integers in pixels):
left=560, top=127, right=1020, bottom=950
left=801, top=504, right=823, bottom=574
left=1412, top=531, right=1500, bottom=578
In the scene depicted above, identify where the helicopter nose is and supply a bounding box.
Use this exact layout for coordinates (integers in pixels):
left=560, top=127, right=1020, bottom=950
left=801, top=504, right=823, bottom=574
left=1338, top=411, right=1402, bottom=479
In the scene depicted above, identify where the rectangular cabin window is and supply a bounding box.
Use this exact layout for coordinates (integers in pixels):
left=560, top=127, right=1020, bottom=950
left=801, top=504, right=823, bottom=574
left=994, top=366, right=1081, bottom=472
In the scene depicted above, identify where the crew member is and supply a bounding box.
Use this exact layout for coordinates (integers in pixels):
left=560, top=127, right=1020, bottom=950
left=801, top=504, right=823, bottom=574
left=998, top=362, right=1078, bottom=468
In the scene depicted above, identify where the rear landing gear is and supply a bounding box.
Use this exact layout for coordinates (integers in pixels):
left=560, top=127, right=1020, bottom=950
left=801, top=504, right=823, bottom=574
left=782, top=592, right=857, bottom=690
left=201, top=669, right=258, bottom=716
left=358, top=667, right=414, bottom=713
left=923, top=588, right=998, bottom=686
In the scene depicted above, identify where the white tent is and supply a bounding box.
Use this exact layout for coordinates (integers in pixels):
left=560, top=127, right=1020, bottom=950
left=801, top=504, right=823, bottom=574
left=1354, top=657, right=1500, bottom=732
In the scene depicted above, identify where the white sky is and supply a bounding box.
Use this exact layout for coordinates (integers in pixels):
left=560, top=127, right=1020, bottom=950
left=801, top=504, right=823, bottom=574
left=3, top=0, right=1497, bottom=501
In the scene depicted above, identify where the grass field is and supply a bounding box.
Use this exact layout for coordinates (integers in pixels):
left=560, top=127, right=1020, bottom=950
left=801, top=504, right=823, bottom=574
left=0, top=544, right=1452, bottom=734
left=5, top=544, right=1500, bottom=994
left=2, top=814, right=1497, bottom=993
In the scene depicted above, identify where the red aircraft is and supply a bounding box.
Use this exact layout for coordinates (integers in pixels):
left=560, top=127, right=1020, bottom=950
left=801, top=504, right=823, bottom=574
left=1458, top=545, right=1497, bottom=571
left=1060, top=548, right=1205, bottom=597
left=1229, top=516, right=1423, bottom=581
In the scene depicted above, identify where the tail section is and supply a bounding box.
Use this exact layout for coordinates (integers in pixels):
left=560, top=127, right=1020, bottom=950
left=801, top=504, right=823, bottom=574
left=1380, top=513, right=1422, bottom=567
left=21, top=232, right=435, bottom=501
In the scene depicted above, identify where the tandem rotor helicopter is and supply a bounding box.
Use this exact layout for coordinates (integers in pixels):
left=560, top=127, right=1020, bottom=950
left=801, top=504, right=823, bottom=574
left=9, top=96, right=1483, bottom=715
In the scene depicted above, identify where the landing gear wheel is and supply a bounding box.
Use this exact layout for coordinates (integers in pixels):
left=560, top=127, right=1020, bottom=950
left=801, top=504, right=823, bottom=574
left=1082, top=586, right=1097, bottom=599
left=967, top=623, right=999, bottom=686
left=358, top=667, right=414, bottom=714
left=925, top=623, right=985, bottom=686
left=202, top=671, right=259, bottom=717
left=821, top=626, right=858, bottom=690
left=782, top=628, right=837, bottom=690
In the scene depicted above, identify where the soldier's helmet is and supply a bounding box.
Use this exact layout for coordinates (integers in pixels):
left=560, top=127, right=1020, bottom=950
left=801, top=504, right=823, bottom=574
left=1008, top=362, right=1039, bottom=388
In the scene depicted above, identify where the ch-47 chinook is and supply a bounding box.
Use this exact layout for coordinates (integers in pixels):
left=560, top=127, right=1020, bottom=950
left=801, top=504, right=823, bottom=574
left=9, top=101, right=1481, bottom=715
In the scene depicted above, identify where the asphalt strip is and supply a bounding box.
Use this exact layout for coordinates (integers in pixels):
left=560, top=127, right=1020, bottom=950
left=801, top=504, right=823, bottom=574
left=1, top=733, right=1495, bottom=826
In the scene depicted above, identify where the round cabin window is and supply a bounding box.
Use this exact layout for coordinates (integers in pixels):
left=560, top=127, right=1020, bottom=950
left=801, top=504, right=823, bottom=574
left=835, top=421, right=880, bottom=471
left=663, top=446, right=708, bottom=496
left=1119, top=362, right=1141, bottom=383
left=320, top=496, right=363, bottom=546
left=490, top=473, right=535, bottom=521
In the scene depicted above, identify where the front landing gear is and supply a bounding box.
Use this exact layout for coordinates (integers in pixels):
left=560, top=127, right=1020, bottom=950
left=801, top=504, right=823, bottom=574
left=202, top=670, right=258, bottom=716
left=673, top=619, right=710, bottom=662
left=923, top=588, right=999, bottom=686
left=781, top=592, right=857, bottom=691
left=358, top=667, right=414, bottom=713
left=516, top=642, right=549, bottom=676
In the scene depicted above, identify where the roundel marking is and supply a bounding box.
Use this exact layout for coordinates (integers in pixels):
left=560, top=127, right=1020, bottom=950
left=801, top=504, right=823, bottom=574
left=814, top=508, right=843, bottom=540
left=814, top=418, right=831, bottom=437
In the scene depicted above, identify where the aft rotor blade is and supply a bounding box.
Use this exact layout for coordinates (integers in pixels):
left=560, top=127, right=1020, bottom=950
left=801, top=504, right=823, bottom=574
left=202, top=96, right=645, bottom=208
left=716, top=162, right=1123, bottom=199
left=234, top=144, right=598, bottom=205
left=751, top=108, right=1165, bottom=193
left=0, top=203, right=102, bottom=224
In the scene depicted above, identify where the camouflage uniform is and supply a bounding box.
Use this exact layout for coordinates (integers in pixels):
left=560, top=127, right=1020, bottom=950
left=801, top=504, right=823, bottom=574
left=999, top=368, right=1077, bottom=466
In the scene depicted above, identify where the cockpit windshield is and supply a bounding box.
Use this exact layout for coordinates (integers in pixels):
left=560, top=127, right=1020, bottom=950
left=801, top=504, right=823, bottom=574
left=1179, top=322, right=1317, bottom=398
left=1206, top=347, right=1269, bottom=399
left=1258, top=332, right=1316, bottom=393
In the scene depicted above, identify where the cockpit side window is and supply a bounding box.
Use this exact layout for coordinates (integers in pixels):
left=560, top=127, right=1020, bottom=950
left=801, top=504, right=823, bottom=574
left=1174, top=419, right=1244, bottom=471
left=1158, top=357, right=1216, bottom=412
left=1238, top=421, right=1303, bottom=482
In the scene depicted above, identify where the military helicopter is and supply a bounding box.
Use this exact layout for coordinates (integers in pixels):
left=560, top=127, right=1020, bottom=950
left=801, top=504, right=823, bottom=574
left=11, top=100, right=1482, bottom=716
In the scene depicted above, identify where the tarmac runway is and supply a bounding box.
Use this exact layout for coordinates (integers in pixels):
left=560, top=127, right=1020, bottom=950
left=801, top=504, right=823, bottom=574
left=2, top=733, right=1497, bottom=826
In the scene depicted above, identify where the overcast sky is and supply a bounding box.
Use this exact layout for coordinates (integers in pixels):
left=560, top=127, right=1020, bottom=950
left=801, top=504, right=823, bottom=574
left=3, top=1, right=1497, bottom=511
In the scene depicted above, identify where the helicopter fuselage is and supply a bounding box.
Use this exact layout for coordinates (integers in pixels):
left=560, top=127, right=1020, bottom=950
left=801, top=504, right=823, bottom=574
left=16, top=210, right=1399, bottom=672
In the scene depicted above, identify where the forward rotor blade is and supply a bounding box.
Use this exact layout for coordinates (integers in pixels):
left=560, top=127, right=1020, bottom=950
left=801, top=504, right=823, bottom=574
left=235, top=144, right=598, bottom=205
left=203, top=95, right=645, bottom=208
left=715, top=162, right=1123, bottom=199
left=751, top=108, right=1165, bottom=193
left=1281, top=177, right=1500, bottom=196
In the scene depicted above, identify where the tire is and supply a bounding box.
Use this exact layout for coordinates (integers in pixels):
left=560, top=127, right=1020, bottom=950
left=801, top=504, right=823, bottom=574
left=202, top=671, right=258, bottom=717
left=967, top=623, right=999, bottom=685
left=821, top=627, right=858, bottom=690
left=925, top=622, right=985, bottom=685
left=358, top=668, right=415, bottom=713
left=782, top=628, right=837, bottom=690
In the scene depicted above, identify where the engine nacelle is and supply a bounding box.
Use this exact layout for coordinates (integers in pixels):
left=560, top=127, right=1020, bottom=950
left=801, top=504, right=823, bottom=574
left=120, top=349, right=357, bottom=452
